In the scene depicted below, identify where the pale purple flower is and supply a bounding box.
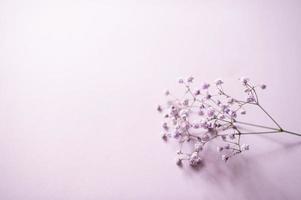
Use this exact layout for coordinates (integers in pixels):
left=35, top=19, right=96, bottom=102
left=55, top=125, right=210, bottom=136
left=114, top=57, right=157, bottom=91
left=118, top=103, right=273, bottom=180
left=217, top=146, right=223, bottom=152
left=221, top=154, right=228, bottom=162
left=207, top=109, right=215, bottom=117
left=215, top=79, right=224, bottom=85
left=201, top=133, right=210, bottom=142
left=178, top=78, right=184, bottom=84
left=187, top=76, right=194, bottom=83
left=261, top=84, right=267, bottom=89
left=162, top=122, right=169, bottom=130
left=157, top=105, right=163, bottom=113
left=239, top=77, right=250, bottom=84
left=158, top=76, right=295, bottom=167
left=202, top=82, right=210, bottom=90
left=241, top=144, right=249, bottom=151
left=194, top=90, right=201, bottom=96
left=246, top=96, right=255, bottom=103
left=193, top=123, right=200, bottom=129
left=164, top=90, right=170, bottom=96
left=198, top=110, right=205, bottom=116
left=240, top=110, right=246, bottom=115
left=176, top=158, right=182, bottom=166
left=194, top=142, right=203, bottom=151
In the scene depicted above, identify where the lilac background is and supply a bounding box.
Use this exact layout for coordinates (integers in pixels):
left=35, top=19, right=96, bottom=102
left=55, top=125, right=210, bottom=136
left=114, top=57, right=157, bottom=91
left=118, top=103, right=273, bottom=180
left=1, top=0, right=301, bottom=199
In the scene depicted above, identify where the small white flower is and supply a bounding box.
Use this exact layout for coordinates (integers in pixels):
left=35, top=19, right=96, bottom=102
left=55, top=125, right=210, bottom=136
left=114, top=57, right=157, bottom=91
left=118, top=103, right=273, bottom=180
left=194, top=142, right=203, bottom=151
left=205, top=92, right=212, bottom=99
left=207, top=109, right=215, bottom=117
left=198, top=110, right=204, bottom=116
left=193, top=123, right=200, bottom=129
left=161, top=132, right=167, bottom=140
left=190, top=152, right=199, bottom=159
left=221, top=154, right=228, bottom=162
left=201, top=134, right=210, bottom=142
left=241, top=144, right=249, bottom=151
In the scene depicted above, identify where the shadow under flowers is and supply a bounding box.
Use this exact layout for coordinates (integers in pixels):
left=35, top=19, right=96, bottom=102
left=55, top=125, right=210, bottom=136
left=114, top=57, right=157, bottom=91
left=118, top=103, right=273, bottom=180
left=181, top=139, right=301, bottom=200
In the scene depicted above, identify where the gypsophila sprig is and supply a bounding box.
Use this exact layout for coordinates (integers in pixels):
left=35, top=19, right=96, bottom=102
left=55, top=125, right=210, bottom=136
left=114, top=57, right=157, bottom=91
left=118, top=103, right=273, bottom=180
left=157, top=77, right=301, bottom=168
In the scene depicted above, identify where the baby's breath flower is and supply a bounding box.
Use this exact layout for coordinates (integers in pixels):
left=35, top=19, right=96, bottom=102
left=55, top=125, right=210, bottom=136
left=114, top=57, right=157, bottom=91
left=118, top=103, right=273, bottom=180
left=260, top=84, right=267, bottom=89
left=178, top=78, right=184, bottom=84
left=217, top=146, right=223, bottom=152
left=202, top=82, right=210, bottom=90
left=221, top=154, right=229, bottom=162
left=194, top=90, right=201, bottom=96
left=239, top=77, right=250, bottom=84
left=161, top=132, right=167, bottom=140
left=241, top=144, right=249, bottom=151
left=176, top=158, right=182, bottom=166
left=157, top=105, right=163, bottom=113
left=187, top=76, right=194, bottom=83
left=158, top=76, right=299, bottom=168
left=240, top=110, right=246, bottom=115
left=215, top=79, right=224, bottom=85
left=194, top=142, right=203, bottom=151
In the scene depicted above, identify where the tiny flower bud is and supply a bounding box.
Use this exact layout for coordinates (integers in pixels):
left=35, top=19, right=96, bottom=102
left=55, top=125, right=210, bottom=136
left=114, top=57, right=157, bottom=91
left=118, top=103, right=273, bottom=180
left=162, top=122, right=169, bottom=130
left=161, top=133, right=167, bottom=141
left=157, top=105, right=163, bottom=113
left=215, top=79, right=224, bottom=85
left=260, top=84, right=267, bottom=89
left=176, top=158, right=182, bottom=166
left=240, top=110, right=246, bottom=115
left=239, top=77, right=250, bottom=84
left=187, top=76, right=194, bottom=83
left=194, top=90, right=201, bottom=96
left=202, top=83, right=210, bottom=90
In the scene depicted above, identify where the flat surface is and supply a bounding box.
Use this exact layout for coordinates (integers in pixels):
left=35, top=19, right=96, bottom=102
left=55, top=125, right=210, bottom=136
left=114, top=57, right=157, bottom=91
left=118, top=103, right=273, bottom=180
left=0, top=0, right=301, bottom=199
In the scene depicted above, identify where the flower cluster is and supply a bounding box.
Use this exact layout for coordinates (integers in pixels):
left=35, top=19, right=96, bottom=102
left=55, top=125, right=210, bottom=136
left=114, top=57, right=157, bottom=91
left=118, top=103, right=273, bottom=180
left=157, top=76, right=273, bottom=167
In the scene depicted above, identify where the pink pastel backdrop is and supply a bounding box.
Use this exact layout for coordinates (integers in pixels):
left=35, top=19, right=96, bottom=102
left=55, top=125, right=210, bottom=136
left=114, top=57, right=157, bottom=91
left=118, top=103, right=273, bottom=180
left=0, top=0, right=301, bottom=199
